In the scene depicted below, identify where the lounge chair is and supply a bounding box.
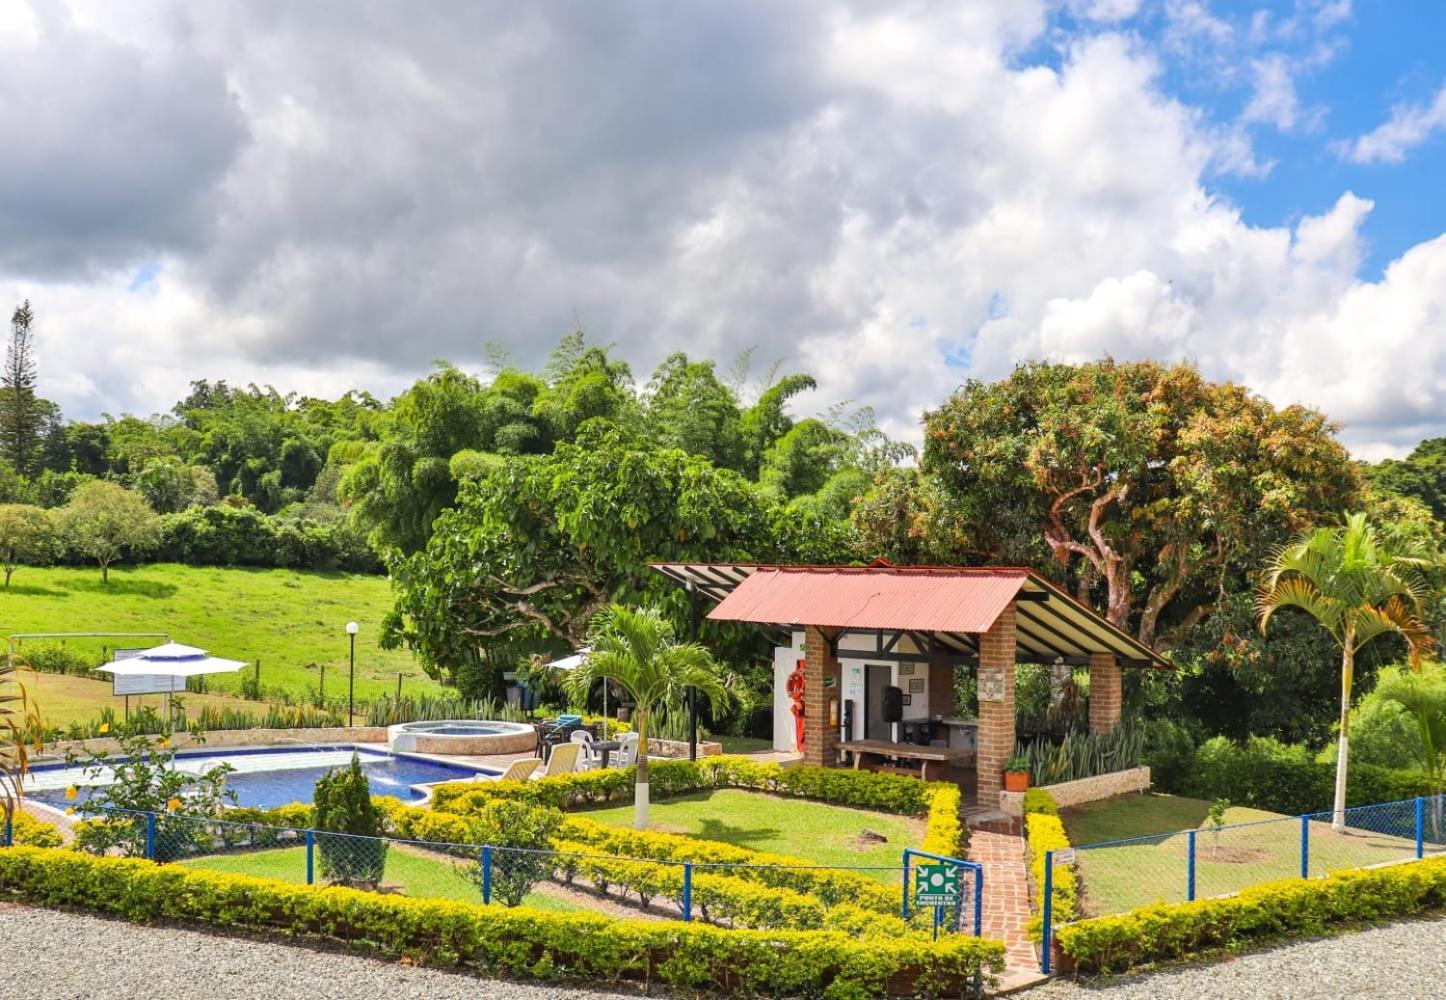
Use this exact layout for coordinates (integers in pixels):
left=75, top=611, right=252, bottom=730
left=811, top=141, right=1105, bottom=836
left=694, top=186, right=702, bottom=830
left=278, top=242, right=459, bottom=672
left=535, top=742, right=580, bottom=779
left=492, top=757, right=541, bottom=782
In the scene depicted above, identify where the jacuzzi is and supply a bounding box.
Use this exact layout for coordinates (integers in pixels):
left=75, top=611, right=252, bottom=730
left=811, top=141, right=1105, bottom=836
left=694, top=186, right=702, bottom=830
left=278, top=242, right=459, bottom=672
left=387, top=720, right=537, bottom=755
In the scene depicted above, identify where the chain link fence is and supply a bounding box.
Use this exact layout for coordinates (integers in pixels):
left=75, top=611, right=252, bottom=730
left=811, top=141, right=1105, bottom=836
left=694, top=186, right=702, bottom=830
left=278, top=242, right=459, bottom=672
left=16, top=806, right=983, bottom=936
left=1040, top=794, right=1445, bottom=972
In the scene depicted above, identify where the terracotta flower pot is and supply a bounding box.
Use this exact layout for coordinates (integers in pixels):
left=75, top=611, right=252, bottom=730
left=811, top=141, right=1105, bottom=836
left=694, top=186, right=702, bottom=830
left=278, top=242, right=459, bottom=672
left=1003, top=770, right=1030, bottom=793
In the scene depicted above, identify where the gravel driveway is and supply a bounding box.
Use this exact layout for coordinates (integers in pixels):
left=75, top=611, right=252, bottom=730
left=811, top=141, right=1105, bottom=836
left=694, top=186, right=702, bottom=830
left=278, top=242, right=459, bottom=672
left=0, top=905, right=651, bottom=1000
left=1022, top=915, right=1446, bottom=999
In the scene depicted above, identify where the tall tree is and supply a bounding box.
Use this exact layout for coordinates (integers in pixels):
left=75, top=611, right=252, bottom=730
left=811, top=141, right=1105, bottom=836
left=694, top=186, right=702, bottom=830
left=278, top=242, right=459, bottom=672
left=569, top=604, right=727, bottom=828
left=0, top=504, right=56, bottom=587
left=1, top=301, right=42, bottom=476
left=1367, top=437, right=1446, bottom=521
left=56, top=480, right=163, bottom=583
left=922, top=360, right=1360, bottom=647
left=1258, top=511, right=1436, bottom=827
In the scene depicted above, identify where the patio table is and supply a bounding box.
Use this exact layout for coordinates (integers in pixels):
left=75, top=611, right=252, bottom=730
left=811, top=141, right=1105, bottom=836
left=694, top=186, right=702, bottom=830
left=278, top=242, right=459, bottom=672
left=590, top=739, right=622, bottom=768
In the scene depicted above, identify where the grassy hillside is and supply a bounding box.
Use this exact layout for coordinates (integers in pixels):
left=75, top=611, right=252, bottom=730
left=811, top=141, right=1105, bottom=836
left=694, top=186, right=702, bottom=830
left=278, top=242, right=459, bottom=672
left=0, top=564, right=445, bottom=704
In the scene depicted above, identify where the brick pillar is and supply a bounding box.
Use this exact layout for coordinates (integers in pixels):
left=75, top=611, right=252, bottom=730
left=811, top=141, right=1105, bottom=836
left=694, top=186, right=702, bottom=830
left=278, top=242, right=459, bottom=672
left=975, top=603, right=1017, bottom=807
left=802, top=626, right=840, bottom=767
left=1088, top=652, right=1122, bottom=734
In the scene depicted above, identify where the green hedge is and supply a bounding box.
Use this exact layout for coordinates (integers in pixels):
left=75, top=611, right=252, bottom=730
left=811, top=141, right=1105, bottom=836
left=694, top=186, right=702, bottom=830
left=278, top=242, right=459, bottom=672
left=1057, top=855, right=1446, bottom=975
left=0, top=846, right=1004, bottom=997
left=1149, top=736, right=1433, bottom=815
left=1022, top=789, right=1076, bottom=944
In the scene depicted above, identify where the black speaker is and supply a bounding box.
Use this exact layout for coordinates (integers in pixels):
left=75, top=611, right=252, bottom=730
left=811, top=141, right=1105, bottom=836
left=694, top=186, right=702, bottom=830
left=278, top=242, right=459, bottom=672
left=881, top=686, right=904, bottom=723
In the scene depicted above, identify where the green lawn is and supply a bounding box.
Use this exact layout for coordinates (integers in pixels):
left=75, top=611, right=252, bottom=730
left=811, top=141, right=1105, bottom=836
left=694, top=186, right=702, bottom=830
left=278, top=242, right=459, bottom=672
left=16, top=669, right=281, bottom=728
left=179, top=845, right=579, bottom=912
left=716, top=736, right=772, bottom=754
left=1061, top=793, right=1422, bottom=917
left=0, top=564, right=442, bottom=703
left=581, top=788, right=922, bottom=881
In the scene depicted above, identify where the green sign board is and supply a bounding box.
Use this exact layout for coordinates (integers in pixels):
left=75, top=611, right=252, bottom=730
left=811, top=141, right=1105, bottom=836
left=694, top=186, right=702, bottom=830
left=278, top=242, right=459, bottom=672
left=913, top=862, right=960, bottom=908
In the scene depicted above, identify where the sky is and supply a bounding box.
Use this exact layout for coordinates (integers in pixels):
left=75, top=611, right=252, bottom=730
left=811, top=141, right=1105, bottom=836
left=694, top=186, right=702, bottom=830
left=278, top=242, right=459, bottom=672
left=0, top=1, right=1443, bottom=459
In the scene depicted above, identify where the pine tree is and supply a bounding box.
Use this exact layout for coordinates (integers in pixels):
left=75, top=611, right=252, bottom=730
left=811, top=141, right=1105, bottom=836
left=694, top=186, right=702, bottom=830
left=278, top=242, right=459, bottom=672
left=1, top=302, right=41, bottom=477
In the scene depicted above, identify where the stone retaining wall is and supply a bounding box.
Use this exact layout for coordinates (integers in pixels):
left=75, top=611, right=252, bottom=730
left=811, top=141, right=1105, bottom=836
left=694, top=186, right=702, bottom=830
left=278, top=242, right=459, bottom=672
left=647, top=738, right=723, bottom=759
left=38, top=727, right=391, bottom=760
left=999, top=765, right=1151, bottom=816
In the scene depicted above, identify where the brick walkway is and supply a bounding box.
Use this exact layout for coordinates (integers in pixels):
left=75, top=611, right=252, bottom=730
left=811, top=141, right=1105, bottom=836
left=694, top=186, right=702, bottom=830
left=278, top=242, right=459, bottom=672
left=968, top=817, right=1040, bottom=976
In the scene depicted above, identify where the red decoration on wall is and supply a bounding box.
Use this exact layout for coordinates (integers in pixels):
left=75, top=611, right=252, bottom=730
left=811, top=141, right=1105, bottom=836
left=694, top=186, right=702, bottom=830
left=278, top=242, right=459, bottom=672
left=786, top=658, right=807, bottom=752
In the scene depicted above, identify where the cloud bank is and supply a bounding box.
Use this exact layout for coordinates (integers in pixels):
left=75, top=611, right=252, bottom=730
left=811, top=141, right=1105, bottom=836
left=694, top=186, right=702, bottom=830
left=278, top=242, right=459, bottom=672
left=0, top=1, right=1441, bottom=457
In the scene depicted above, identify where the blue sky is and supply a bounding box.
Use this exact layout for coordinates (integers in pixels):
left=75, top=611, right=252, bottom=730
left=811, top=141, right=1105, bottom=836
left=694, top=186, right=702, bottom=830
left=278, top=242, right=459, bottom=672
left=2, top=1, right=1443, bottom=457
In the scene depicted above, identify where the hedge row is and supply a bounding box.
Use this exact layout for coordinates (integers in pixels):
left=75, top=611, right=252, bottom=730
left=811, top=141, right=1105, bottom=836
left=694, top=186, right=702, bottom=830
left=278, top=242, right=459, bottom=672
left=1022, top=789, right=1077, bottom=944
left=7, top=812, right=64, bottom=848
left=1057, top=855, right=1446, bottom=975
left=1149, top=735, right=1435, bottom=816
left=0, top=846, right=1005, bottom=997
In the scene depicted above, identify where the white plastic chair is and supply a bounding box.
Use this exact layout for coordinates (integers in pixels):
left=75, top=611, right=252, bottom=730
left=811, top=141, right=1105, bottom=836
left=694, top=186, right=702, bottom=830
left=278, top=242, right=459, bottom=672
left=615, top=731, right=641, bottom=768
left=570, top=729, right=602, bottom=770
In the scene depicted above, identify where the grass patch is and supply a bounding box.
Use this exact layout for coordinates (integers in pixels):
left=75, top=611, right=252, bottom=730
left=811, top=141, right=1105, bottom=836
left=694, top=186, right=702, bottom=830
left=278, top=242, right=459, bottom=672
left=179, top=845, right=579, bottom=911
left=0, top=564, right=442, bottom=703
left=1061, top=793, right=1423, bottom=917
left=14, top=669, right=285, bottom=729
left=580, top=788, right=921, bottom=881
left=717, top=736, right=772, bottom=754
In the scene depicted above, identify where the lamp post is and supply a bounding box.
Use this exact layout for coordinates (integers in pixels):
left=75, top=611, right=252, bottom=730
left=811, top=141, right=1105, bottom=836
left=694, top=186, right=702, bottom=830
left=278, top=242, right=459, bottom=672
left=346, top=621, right=359, bottom=727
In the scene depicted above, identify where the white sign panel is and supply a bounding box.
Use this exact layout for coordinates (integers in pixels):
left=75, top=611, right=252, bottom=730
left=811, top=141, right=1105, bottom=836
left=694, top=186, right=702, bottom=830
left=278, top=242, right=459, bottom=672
left=110, top=648, right=180, bottom=696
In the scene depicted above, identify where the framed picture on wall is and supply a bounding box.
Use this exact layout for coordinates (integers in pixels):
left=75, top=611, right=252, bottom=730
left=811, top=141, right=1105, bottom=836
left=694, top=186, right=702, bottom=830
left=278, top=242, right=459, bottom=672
left=897, top=663, right=915, bottom=677
left=908, top=678, right=925, bottom=694
left=901, top=693, right=912, bottom=705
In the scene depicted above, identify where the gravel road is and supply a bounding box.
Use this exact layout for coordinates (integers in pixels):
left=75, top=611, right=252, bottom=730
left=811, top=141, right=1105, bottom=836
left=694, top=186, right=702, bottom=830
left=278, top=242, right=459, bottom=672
left=0, top=905, right=650, bottom=1000
left=1022, top=915, right=1446, bottom=999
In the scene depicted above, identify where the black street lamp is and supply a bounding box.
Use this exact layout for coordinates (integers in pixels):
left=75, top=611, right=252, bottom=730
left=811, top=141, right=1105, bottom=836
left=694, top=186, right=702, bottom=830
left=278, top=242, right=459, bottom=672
left=346, top=621, right=359, bottom=727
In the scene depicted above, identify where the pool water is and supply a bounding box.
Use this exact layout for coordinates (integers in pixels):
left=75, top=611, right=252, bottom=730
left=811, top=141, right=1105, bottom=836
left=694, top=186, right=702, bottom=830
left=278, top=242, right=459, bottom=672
left=27, top=746, right=493, bottom=811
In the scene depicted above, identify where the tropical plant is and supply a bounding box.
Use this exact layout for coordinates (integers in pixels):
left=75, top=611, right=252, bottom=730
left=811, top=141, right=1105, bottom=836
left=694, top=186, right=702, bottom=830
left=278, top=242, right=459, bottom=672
left=1371, top=665, right=1445, bottom=837
left=1258, top=511, right=1437, bottom=828
left=568, top=604, right=728, bottom=828
left=1003, top=755, right=1030, bottom=774
left=68, top=729, right=235, bottom=861
left=312, top=753, right=388, bottom=887
left=1014, top=724, right=1144, bottom=786
left=462, top=799, right=564, bottom=906
left=0, top=654, right=41, bottom=841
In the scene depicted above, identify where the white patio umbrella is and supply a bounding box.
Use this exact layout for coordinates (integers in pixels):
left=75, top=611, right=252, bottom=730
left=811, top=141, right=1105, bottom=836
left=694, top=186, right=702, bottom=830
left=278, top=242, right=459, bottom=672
left=99, top=642, right=249, bottom=716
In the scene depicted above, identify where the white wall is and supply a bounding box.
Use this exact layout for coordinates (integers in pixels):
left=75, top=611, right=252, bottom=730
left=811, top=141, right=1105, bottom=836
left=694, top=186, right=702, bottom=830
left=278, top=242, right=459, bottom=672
left=772, top=639, right=804, bottom=752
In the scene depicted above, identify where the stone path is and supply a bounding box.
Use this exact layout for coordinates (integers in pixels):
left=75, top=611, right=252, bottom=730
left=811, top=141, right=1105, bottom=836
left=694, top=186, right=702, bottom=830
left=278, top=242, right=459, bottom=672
left=968, top=816, right=1044, bottom=990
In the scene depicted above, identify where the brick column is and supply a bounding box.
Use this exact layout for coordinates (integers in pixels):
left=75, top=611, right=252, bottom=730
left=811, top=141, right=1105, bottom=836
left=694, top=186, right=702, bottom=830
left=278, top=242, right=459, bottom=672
left=975, top=603, right=1017, bottom=807
left=1088, top=652, right=1122, bottom=734
left=802, top=626, right=840, bottom=767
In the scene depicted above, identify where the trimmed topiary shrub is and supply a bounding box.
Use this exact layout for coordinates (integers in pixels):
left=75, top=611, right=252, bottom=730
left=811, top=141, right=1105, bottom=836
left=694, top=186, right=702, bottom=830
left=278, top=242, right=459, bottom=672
left=312, top=753, right=388, bottom=888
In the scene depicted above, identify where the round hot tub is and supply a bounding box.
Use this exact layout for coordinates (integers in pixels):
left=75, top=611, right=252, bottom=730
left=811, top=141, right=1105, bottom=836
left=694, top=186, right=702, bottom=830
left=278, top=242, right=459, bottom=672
left=388, top=720, right=536, bottom=755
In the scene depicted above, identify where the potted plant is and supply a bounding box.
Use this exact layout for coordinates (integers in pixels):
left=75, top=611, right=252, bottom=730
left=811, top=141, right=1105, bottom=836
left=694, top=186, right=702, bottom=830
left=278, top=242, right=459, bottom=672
left=1003, top=755, right=1031, bottom=793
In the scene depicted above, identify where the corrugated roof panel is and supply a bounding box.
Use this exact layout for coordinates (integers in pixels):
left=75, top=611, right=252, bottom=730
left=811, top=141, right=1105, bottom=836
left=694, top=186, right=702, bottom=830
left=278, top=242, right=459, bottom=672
left=706, top=567, right=1029, bottom=633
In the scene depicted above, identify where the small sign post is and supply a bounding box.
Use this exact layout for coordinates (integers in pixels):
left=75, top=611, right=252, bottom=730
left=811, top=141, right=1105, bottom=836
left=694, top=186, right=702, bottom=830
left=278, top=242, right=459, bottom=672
left=913, top=862, right=960, bottom=908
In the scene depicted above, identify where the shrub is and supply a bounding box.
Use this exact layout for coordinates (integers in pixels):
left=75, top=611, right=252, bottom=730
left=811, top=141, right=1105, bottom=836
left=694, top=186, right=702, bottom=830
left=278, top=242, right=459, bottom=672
left=1017, top=724, right=1144, bottom=786
left=312, top=754, right=388, bottom=887
left=1057, top=855, right=1446, bottom=975
left=464, top=799, right=563, bottom=906
left=9, top=812, right=63, bottom=847
left=17, top=643, right=99, bottom=677
left=1023, top=789, right=1078, bottom=943
left=0, top=846, right=1006, bottom=996
left=920, top=784, right=964, bottom=858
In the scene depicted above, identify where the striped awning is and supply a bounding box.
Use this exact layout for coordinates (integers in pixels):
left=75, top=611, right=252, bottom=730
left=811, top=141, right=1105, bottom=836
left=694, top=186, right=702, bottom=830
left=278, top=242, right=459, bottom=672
left=651, top=563, right=1167, bottom=668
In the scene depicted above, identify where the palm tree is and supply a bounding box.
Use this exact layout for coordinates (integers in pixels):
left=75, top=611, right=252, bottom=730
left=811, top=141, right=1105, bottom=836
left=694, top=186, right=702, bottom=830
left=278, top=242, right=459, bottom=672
left=1258, top=512, right=1436, bottom=829
left=1373, top=666, right=1445, bottom=839
left=569, top=604, right=728, bottom=829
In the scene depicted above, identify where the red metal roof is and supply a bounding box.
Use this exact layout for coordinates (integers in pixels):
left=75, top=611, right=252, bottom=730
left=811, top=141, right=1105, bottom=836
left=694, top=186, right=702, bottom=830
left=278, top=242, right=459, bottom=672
left=706, top=566, right=1032, bottom=633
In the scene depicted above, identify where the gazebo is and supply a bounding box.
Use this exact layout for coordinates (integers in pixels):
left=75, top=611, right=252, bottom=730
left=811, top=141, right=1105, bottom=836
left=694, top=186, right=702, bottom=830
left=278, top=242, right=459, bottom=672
left=654, top=563, right=1166, bottom=806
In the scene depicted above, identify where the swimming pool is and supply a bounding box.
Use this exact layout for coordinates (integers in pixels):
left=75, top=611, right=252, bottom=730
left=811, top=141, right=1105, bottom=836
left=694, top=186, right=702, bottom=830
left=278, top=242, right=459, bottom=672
left=25, top=746, right=496, bottom=811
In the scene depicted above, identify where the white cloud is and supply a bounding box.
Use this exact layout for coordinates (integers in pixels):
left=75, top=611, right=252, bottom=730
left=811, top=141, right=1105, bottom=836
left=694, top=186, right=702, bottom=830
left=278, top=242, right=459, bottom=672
left=1242, top=55, right=1313, bottom=131
left=1339, top=82, right=1446, bottom=164
left=1066, top=0, right=1143, bottom=23
left=0, top=0, right=1440, bottom=460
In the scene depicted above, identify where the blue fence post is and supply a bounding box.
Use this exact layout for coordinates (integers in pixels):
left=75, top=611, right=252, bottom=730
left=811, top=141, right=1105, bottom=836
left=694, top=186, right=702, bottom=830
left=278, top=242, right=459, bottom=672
left=145, top=812, right=157, bottom=861
left=305, top=829, right=315, bottom=885
left=973, top=865, right=983, bottom=939
left=1301, top=814, right=1310, bottom=878
left=1417, top=797, right=1428, bottom=861
left=1187, top=830, right=1196, bottom=901
left=481, top=845, right=493, bottom=904
left=682, top=862, right=693, bottom=922
left=900, top=849, right=911, bottom=919
left=1041, top=850, right=1053, bottom=975
left=2, top=810, right=11, bottom=847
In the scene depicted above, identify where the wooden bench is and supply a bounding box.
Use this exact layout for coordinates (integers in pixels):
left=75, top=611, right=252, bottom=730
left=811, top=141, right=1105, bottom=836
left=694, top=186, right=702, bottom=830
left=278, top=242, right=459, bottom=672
left=838, top=739, right=974, bottom=782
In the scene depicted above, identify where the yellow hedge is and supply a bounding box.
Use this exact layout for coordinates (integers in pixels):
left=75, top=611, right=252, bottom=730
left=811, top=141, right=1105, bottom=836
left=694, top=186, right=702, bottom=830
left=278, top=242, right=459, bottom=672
left=0, top=845, right=1005, bottom=997
left=1023, top=790, right=1078, bottom=943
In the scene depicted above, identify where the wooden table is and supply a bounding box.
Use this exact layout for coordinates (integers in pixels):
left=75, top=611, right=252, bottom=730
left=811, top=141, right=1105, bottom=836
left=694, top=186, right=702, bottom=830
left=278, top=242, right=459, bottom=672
left=838, top=740, right=974, bottom=781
